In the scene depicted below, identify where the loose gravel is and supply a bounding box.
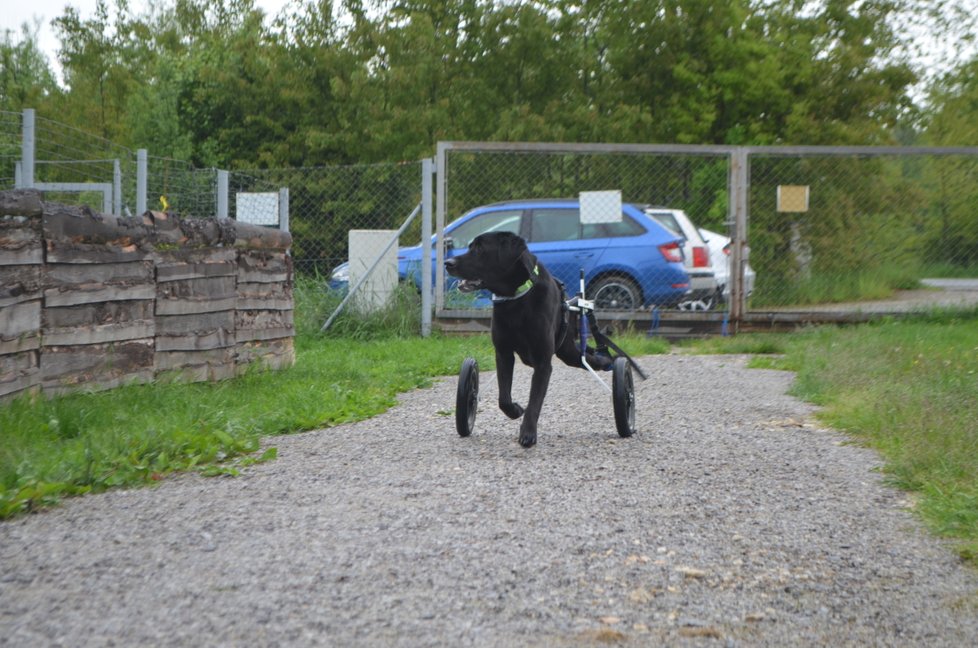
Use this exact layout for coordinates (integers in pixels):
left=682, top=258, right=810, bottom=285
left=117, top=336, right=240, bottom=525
left=2, top=354, right=978, bottom=647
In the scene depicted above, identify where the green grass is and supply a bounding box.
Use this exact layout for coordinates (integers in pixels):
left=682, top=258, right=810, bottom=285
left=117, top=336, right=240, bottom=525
left=751, top=266, right=922, bottom=307
left=0, top=323, right=669, bottom=518
left=686, top=310, right=978, bottom=563
left=0, top=334, right=492, bottom=517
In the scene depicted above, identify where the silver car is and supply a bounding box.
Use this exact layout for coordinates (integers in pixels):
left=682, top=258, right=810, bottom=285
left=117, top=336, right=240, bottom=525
left=644, top=207, right=720, bottom=310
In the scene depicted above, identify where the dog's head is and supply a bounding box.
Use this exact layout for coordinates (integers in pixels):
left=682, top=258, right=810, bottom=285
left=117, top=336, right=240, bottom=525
left=444, top=231, right=538, bottom=297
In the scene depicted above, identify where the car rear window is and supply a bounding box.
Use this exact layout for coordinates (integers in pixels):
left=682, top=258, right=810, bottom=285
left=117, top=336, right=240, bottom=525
left=647, top=212, right=682, bottom=237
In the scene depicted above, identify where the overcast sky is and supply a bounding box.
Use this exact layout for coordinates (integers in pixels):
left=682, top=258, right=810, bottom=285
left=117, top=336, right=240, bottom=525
left=2, top=0, right=292, bottom=79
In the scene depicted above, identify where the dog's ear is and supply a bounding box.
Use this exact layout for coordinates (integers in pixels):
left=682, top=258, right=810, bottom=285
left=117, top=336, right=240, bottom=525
left=519, top=248, right=539, bottom=283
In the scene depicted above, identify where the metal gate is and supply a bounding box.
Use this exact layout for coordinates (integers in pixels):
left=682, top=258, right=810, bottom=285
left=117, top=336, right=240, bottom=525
left=434, top=141, right=978, bottom=334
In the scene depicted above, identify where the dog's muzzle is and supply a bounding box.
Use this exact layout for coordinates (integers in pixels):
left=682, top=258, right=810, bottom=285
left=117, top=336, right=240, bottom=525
left=457, top=279, right=483, bottom=292
left=445, top=258, right=483, bottom=292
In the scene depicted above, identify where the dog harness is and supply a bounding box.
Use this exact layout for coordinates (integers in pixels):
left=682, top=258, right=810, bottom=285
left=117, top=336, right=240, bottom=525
left=490, top=265, right=539, bottom=303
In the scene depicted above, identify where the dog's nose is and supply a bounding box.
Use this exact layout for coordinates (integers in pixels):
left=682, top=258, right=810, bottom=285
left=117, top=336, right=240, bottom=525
left=444, top=257, right=456, bottom=270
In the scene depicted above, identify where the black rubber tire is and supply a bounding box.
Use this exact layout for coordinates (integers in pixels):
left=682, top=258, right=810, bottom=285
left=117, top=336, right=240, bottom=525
left=590, top=275, right=641, bottom=311
left=455, top=358, right=479, bottom=437
left=612, top=356, right=636, bottom=437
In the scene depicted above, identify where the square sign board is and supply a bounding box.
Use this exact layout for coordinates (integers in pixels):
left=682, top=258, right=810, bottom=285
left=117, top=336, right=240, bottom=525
left=777, top=185, right=810, bottom=213
left=236, top=192, right=279, bottom=226
left=580, top=190, right=623, bottom=223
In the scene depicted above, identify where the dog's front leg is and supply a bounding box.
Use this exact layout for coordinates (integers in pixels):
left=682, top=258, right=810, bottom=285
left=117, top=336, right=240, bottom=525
left=496, top=350, right=524, bottom=420
left=518, top=361, right=552, bottom=448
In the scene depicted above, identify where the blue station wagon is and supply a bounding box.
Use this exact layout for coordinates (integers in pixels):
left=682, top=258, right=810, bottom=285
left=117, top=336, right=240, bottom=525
left=331, top=199, right=691, bottom=310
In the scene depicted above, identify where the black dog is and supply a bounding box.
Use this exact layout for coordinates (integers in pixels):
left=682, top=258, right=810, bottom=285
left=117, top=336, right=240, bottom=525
left=445, top=231, right=612, bottom=447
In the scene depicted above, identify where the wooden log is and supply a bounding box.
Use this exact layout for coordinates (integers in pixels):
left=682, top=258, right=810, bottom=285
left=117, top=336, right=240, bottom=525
left=0, top=332, right=40, bottom=356
left=43, top=260, right=155, bottom=307
left=156, top=248, right=236, bottom=282
left=156, top=310, right=234, bottom=351
left=0, top=264, right=42, bottom=307
left=235, top=309, right=295, bottom=342
left=43, top=204, right=155, bottom=263
left=43, top=300, right=155, bottom=345
left=0, top=215, right=43, bottom=265
left=155, top=348, right=235, bottom=383
left=237, top=251, right=291, bottom=283
left=236, top=281, right=294, bottom=311
left=45, top=240, right=155, bottom=264
left=233, top=221, right=292, bottom=251
left=0, top=189, right=43, bottom=217
left=235, top=337, right=295, bottom=373
left=0, top=349, right=40, bottom=399
left=43, top=203, right=153, bottom=244
left=0, top=299, right=40, bottom=343
left=40, top=339, right=154, bottom=394
left=156, top=276, right=236, bottom=315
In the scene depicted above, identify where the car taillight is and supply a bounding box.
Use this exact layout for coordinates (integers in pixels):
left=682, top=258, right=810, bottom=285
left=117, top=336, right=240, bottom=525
left=722, top=243, right=731, bottom=256
left=692, top=246, right=709, bottom=268
left=658, top=241, right=683, bottom=263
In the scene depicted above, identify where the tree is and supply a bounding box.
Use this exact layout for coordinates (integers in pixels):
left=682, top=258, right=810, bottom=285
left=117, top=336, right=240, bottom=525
left=0, top=21, right=60, bottom=112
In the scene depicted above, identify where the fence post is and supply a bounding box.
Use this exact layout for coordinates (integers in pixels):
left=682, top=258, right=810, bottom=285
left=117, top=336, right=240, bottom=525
left=421, top=158, right=434, bottom=337
left=136, top=149, right=147, bottom=215
left=278, top=187, right=289, bottom=233
left=435, top=143, right=448, bottom=312
left=728, top=147, right=749, bottom=325
left=21, top=109, right=35, bottom=188
left=113, top=159, right=122, bottom=215
left=217, top=170, right=229, bottom=218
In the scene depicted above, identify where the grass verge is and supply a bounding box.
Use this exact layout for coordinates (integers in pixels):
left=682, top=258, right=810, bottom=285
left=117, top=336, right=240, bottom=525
left=687, top=309, right=978, bottom=563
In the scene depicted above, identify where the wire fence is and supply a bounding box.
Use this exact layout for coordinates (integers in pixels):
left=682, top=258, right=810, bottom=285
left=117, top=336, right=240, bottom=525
left=437, top=143, right=978, bottom=324
left=5, top=108, right=978, bottom=335
left=0, top=110, right=282, bottom=220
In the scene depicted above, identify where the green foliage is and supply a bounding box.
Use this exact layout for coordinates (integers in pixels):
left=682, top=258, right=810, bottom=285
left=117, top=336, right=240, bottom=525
left=0, top=22, right=60, bottom=111
left=11, top=0, right=962, bottom=166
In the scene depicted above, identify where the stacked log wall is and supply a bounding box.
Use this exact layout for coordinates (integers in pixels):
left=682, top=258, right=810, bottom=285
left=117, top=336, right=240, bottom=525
left=0, top=190, right=294, bottom=403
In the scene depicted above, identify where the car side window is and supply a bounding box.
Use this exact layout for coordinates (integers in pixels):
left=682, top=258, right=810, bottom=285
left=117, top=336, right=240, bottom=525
left=582, top=215, right=646, bottom=239
left=450, top=209, right=522, bottom=248
left=529, top=208, right=581, bottom=242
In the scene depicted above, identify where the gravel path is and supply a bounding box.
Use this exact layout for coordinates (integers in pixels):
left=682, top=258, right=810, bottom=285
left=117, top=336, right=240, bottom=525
left=2, top=354, right=977, bottom=646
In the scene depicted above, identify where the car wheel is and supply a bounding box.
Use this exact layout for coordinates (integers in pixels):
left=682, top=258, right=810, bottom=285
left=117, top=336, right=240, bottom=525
left=590, top=275, right=641, bottom=311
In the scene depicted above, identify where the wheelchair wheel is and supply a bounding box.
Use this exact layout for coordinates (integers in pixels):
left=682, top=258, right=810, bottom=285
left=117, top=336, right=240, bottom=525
left=612, top=356, right=636, bottom=437
left=455, top=358, right=479, bottom=437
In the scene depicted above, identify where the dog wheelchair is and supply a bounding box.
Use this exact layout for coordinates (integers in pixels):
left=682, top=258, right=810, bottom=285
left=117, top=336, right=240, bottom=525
left=455, top=270, right=648, bottom=439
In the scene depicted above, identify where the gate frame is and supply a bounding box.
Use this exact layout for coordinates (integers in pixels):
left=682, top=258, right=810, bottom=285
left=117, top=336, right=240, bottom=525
left=434, top=141, right=978, bottom=332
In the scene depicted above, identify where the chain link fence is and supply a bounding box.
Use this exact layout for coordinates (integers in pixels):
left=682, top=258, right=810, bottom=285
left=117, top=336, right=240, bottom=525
left=748, top=150, right=978, bottom=309
left=6, top=108, right=978, bottom=336
left=437, top=142, right=978, bottom=326
left=436, top=144, right=732, bottom=318
left=0, top=110, right=282, bottom=220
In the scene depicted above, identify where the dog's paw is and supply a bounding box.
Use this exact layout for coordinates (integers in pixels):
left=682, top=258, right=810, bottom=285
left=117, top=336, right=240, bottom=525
left=500, top=403, right=524, bottom=420
left=518, top=431, right=537, bottom=448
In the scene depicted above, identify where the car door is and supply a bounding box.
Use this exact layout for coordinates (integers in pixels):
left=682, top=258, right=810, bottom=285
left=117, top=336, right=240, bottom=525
left=526, top=206, right=610, bottom=296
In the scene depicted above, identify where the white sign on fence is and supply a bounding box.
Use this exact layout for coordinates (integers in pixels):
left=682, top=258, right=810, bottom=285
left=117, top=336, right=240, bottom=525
left=236, top=192, right=279, bottom=225
left=579, top=190, right=623, bottom=223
